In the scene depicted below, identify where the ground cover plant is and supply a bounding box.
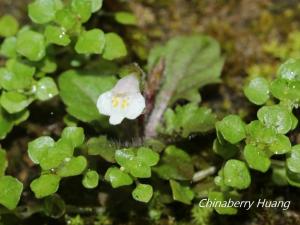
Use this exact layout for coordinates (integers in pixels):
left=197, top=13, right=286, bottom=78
left=0, top=0, right=300, bottom=225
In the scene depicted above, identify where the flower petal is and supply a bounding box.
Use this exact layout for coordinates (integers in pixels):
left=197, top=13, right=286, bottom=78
left=97, top=91, right=112, bottom=116
left=112, top=74, right=140, bottom=94
left=125, top=93, right=145, bottom=119
left=109, top=114, right=124, bottom=125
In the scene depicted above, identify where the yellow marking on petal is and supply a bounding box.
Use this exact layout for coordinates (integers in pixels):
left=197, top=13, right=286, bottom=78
left=112, top=96, right=120, bottom=108
left=121, top=98, right=129, bottom=109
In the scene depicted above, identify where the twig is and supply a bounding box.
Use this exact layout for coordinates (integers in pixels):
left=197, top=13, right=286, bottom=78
left=192, top=166, right=216, bottom=183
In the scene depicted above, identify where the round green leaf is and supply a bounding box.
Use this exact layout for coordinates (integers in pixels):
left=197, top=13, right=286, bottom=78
left=257, top=105, right=293, bottom=134
left=115, top=12, right=137, bottom=25
left=102, top=33, right=127, bottom=60
left=55, top=8, right=76, bottom=30
left=223, top=160, right=251, bottom=189
left=0, top=149, right=7, bottom=176
left=44, top=194, right=66, bottom=219
left=268, top=134, right=291, bottom=154
left=277, top=58, right=300, bottom=81
left=213, top=138, right=238, bottom=159
left=132, top=184, right=153, bottom=203
left=75, top=29, right=105, bottom=54
left=82, top=170, right=99, bottom=189
left=16, top=30, right=45, bottom=61
left=208, top=191, right=238, bottom=215
left=216, top=115, right=246, bottom=144
left=136, top=147, right=159, bottom=167
left=30, top=174, right=61, bottom=198
left=28, top=136, right=55, bottom=164
left=244, top=77, right=269, bottom=105
left=128, top=159, right=152, bottom=178
left=35, top=77, right=58, bottom=101
left=169, top=180, right=194, bottom=205
left=91, top=0, right=103, bottom=12
left=56, top=156, right=87, bottom=177
left=246, top=120, right=276, bottom=145
left=104, top=167, right=133, bottom=188
left=0, top=59, right=35, bottom=91
left=115, top=148, right=135, bottom=169
left=39, top=139, right=74, bottom=170
left=71, top=0, right=92, bottom=23
left=28, top=0, right=63, bottom=24
left=270, top=78, right=300, bottom=103
left=0, top=176, right=23, bottom=210
left=0, top=92, right=31, bottom=114
left=244, top=144, right=271, bottom=172
left=287, top=145, right=300, bottom=173
left=44, top=25, right=70, bottom=46
left=0, top=15, right=19, bottom=37
left=0, top=37, right=17, bottom=57
left=61, top=126, right=85, bottom=148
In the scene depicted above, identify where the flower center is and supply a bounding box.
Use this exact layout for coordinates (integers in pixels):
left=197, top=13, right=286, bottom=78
left=112, top=96, right=129, bottom=109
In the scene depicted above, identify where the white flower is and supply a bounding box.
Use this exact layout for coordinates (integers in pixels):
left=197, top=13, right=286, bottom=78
left=97, top=75, right=146, bottom=125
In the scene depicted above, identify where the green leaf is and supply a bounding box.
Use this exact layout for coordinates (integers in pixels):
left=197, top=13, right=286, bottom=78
left=39, top=139, right=74, bottom=170
left=148, top=35, right=224, bottom=106
left=213, top=138, right=238, bottom=159
left=28, top=0, right=63, bottom=24
left=30, top=174, right=61, bottom=198
left=102, top=33, right=127, bottom=60
left=115, top=148, right=135, bottom=169
left=58, top=70, right=117, bottom=123
left=91, top=0, right=103, bottom=12
left=268, top=134, right=291, bottom=154
left=270, top=78, right=300, bottom=103
left=56, top=156, right=87, bottom=177
left=44, top=25, right=70, bottom=46
left=55, top=8, right=76, bottom=30
left=75, top=29, right=105, bottom=54
left=28, top=136, right=55, bottom=164
left=82, top=170, right=99, bottom=189
left=162, top=103, right=216, bottom=137
left=286, top=169, right=300, bottom=188
left=87, top=136, right=116, bottom=162
left=257, top=105, right=293, bottom=134
left=0, top=176, right=23, bottom=209
left=104, top=167, right=133, bottom=188
left=0, top=37, right=17, bottom=57
left=115, top=148, right=152, bottom=178
left=136, top=147, right=159, bottom=167
left=0, top=15, right=19, bottom=37
left=244, top=77, right=269, bottom=105
left=246, top=120, right=277, bottom=145
left=0, top=60, right=35, bottom=91
left=0, top=92, right=31, bottom=113
left=115, top=12, right=137, bottom=25
left=44, top=194, right=66, bottom=219
left=272, top=167, right=288, bottom=186
left=35, top=77, right=58, bottom=101
left=244, top=144, right=271, bottom=172
left=216, top=115, right=246, bottom=144
left=208, top=191, right=238, bottom=215
left=61, top=126, right=84, bottom=148
left=0, top=149, right=7, bottom=176
left=153, top=146, right=194, bottom=180
left=132, top=184, right=153, bottom=203
left=0, top=108, right=29, bottom=139
left=169, top=180, right=194, bottom=205
left=287, top=145, right=300, bottom=173
left=71, top=0, right=92, bottom=23
left=223, top=160, right=251, bottom=189
left=277, top=58, right=300, bottom=81
left=16, top=29, right=45, bottom=61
